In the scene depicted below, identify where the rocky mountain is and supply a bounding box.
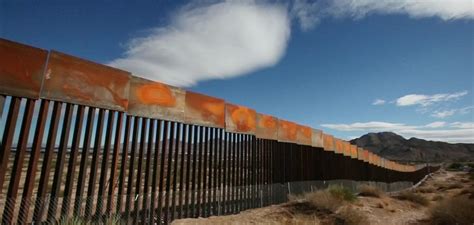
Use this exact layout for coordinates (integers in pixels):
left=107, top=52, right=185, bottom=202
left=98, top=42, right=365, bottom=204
left=350, top=132, right=474, bottom=162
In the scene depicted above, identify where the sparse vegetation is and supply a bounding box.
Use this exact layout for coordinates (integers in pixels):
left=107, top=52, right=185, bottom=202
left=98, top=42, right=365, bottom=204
left=60, top=217, right=86, bottom=225
left=327, top=185, right=357, bottom=202
left=357, top=184, right=383, bottom=197
left=446, top=183, right=463, bottom=190
left=447, top=162, right=462, bottom=170
left=335, top=207, right=369, bottom=225
left=393, top=191, right=429, bottom=206
left=287, top=187, right=366, bottom=225
left=289, top=189, right=345, bottom=212
left=432, top=195, right=443, bottom=201
left=436, top=182, right=463, bottom=191
left=60, top=216, right=122, bottom=225
left=415, top=186, right=435, bottom=193
left=429, top=197, right=474, bottom=225
left=307, top=190, right=345, bottom=212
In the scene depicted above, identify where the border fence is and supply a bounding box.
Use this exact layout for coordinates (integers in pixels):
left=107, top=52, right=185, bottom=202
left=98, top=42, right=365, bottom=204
left=0, top=38, right=439, bottom=224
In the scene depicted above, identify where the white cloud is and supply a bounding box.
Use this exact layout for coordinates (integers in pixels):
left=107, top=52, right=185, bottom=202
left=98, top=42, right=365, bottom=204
left=425, top=121, right=446, bottom=128
left=431, top=106, right=474, bottom=118
left=322, top=120, right=474, bottom=143
left=372, top=99, right=386, bottom=105
left=109, top=0, right=474, bottom=87
left=290, top=0, right=473, bottom=30
left=324, top=0, right=474, bottom=20
left=321, top=121, right=417, bottom=131
left=108, top=0, right=473, bottom=87
left=109, top=1, right=290, bottom=87
left=291, top=0, right=320, bottom=30
left=396, top=91, right=468, bottom=107
left=399, top=128, right=474, bottom=143
left=431, top=109, right=457, bottom=118
left=450, top=122, right=474, bottom=129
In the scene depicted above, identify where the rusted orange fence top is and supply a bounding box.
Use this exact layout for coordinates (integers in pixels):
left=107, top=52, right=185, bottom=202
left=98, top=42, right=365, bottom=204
left=0, top=38, right=416, bottom=172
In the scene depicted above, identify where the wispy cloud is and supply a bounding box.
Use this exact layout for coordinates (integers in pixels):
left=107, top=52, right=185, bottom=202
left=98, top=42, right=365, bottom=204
left=372, top=99, right=386, bottom=106
left=431, top=106, right=474, bottom=118
left=293, top=0, right=474, bottom=31
left=431, top=109, right=456, bottom=118
left=395, top=90, right=468, bottom=107
left=110, top=0, right=473, bottom=87
left=321, top=121, right=417, bottom=131
left=322, top=120, right=474, bottom=143
left=450, top=122, right=474, bottom=129
left=291, top=0, right=320, bottom=30
left=425, top=121, right=446, bottom=128
left=110, top=1, right=290, bottom=87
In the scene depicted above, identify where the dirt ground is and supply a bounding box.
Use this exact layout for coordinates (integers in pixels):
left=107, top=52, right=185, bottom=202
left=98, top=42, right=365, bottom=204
left=172, top=169, right=474, bottom=225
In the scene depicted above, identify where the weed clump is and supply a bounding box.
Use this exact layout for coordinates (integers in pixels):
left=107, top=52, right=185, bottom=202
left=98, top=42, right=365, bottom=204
left=335, top=207, right=369, bottom=225
left=328, top=185, right=357, bottom=202
left=357, top=184, right=383, bottom=197
left=429, top=197, right=474, bottom=225
left=394, top=191, right=429, bottom=206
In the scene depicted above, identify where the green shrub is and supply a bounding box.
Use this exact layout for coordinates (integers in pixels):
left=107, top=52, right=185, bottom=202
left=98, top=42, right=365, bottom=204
left=328, top=185, right=357, bottom=202
left=448, top=163, right=462, bottom=170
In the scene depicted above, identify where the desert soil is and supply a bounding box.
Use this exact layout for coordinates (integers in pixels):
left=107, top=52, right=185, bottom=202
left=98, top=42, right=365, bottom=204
left=172, top=169, right=473, bottom=225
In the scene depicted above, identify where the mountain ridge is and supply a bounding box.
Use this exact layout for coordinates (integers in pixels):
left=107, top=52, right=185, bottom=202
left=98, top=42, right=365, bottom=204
left=350, top=132, right=474, bottom=162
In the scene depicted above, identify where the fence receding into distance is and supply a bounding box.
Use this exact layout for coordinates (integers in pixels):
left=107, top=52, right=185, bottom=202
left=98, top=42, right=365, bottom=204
left=0, top=38, right=439, bottom=224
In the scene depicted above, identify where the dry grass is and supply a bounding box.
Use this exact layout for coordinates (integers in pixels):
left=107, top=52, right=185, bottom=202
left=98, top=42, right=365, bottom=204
left=393, top=191, right=429, bottom=206
left=415, top=186, right=435, bottom=193
left=60, top=216, right=122, bottom=225
left=290, top=190, right=345, bottom=212
left=335, top=207, right=368, bottom=225
left=287, top=189, right=367, bottom=225
left=445, top=183, right=463, bottom=190
left=457, top=188, right=471, bottom=196
left=431, top=195, right=443, bottom=201
left=436, top=182, right=463, bottom=191
left=460, top=178, right=470, bottom=183
left=429, top=197, right=474, bottom=225
left=357, top=184, right=383, bottom=197
left=287, top=214, right=321, bottom=225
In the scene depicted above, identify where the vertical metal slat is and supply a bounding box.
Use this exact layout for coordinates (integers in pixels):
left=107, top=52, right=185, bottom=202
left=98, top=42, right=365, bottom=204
left=18, top=100, right=49, bottom=224
left=2, top=99, right=35, bottom=224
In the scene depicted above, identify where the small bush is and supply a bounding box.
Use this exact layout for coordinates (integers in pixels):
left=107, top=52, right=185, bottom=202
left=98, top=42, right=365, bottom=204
left=429, top=197, right=474, bottom=225
left=304, top=190, right=345, bottom=212
left=328, top=185, right=357, bottom=202
left=394, top=191, right=429, bottom=206
left=432, top=195, right=443, bottom=201
left=357, top=184, right=383, bottom=197
left=335, top=207, right=369, bottom=225
left=457, top=188, right=472, bottom=196
left=460, top=178, right=470, bottom=183
left=446, top=183, right=463, bottom=190
left=416, top=186, right=435, bottom=193
left=469, top=173, right=474, bottom=181
left=448, top=163, right=462, bottom=170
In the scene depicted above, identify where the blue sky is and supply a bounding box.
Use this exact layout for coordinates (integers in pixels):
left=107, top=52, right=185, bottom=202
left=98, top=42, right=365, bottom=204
left=1, top=0, right=473, bottom=143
